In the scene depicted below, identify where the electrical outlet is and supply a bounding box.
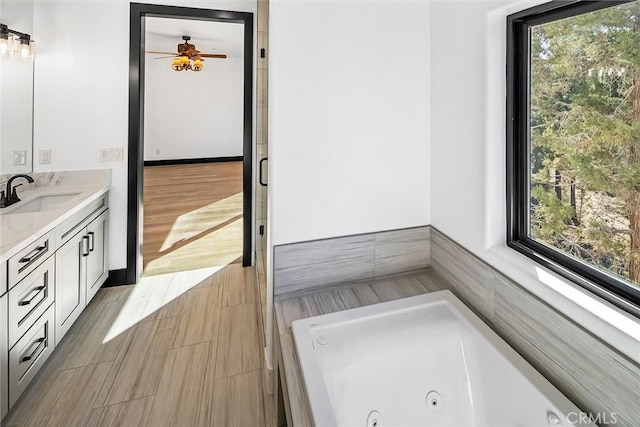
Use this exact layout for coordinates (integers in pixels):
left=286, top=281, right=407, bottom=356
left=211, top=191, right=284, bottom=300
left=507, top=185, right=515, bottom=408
left=39, top=149, right=52, bottom=165
left=13, top=150, right=27, bottom=166
left=100, top=147, right=124, bottom=162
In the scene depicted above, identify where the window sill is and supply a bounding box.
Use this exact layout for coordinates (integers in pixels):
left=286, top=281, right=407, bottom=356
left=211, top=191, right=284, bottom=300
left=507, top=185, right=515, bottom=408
left=484, top=244, right=640, bottom=364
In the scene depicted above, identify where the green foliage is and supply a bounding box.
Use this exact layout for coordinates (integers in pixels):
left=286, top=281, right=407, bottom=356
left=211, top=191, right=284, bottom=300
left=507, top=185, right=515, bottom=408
left=530, top=1, right=640, bottom=284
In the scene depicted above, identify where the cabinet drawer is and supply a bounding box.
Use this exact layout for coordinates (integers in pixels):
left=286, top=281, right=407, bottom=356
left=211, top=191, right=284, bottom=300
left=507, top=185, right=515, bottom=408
left=8, top=230, right=55, bottom=289
left=9, top=305, right=55, bottom=409
left=55, top=194, right=108, bottom=248
left=8, top=256, right=55, bottom=348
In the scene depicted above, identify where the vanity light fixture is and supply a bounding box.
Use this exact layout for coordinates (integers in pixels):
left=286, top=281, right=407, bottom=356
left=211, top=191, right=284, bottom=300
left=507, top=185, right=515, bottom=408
left=0, top=25, right=12, bottom=57
left=0, top=23, right=34, bottom=61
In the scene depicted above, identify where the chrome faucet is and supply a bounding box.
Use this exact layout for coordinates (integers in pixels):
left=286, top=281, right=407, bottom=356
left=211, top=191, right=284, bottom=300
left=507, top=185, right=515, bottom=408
left=0, top=174, right=35, bottom=208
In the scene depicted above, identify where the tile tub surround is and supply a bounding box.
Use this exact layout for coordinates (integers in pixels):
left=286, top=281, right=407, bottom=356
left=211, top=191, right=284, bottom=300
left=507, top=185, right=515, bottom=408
left=274, top=269, right=447, bottom=427
left=430, top=228, right=640, bottom=427
left=273, top=226, right=429, bottom=297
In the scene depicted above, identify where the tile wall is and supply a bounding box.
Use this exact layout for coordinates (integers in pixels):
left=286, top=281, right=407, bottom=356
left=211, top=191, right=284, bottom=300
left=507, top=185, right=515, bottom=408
left=430, top=228, right=640, bottom=427
left=273, top=226, right=430, bottom=297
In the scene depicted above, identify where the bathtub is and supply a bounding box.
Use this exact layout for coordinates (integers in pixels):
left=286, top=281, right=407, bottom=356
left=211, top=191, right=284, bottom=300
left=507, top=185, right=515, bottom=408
left=291, top=290, right=595, bottom=427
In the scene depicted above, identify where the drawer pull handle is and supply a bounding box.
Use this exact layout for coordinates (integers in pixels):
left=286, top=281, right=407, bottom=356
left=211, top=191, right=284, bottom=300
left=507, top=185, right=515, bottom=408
left=82, top=235, right=90, bottom=257
left=21, top=337, right=46, bottom=363
left=18, top=286, right=46, bottom=306
left=88, top=231, right=95, bottom=252
left=259, top=157, right=268, bottom=187
left=19, top=244, right=47, bottom=264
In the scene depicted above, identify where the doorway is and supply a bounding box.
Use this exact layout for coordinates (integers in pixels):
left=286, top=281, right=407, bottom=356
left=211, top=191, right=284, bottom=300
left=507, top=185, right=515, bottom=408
left=127, top=3, right=254, bottom=284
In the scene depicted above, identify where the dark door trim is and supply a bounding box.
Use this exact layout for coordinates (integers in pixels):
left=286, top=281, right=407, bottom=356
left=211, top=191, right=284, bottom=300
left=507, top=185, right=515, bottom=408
left=127, top=3, right=254, bottom=284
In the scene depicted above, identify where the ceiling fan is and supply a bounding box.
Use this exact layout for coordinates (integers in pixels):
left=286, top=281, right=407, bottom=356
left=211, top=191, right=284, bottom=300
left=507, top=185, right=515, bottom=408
left=146, top=35, right=227, bottom=72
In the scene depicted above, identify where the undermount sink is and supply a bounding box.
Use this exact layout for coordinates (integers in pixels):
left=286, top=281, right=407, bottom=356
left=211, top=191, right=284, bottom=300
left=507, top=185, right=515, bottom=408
left=4, top=193, right=80, bottom=214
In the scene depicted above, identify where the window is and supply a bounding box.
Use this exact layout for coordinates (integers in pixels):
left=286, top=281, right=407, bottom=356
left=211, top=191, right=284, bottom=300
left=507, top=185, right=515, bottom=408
left=507, top=0, right=640, bottom=316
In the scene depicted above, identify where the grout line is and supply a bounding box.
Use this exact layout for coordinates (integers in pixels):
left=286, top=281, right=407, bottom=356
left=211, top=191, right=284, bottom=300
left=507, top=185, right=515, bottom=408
left=89, top=326, right=140, bottom=409
left=171, top=338, right=218, bottom=351
left=93, top=394, right=154, bottom=410
left=212, top=366, right=264, bottom=382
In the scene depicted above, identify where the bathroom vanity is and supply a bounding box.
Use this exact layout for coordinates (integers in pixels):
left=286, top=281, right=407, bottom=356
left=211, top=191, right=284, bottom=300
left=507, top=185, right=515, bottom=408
left=0, top=173, right=110, bottom=418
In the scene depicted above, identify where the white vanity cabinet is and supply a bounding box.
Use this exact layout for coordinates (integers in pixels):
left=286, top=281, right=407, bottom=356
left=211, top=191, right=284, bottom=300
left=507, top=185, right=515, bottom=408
left=0, top=293, right=8, bottom=420
left=55, top=209, right=108, bottom=345
left=0, top=190, right=109, bottom=415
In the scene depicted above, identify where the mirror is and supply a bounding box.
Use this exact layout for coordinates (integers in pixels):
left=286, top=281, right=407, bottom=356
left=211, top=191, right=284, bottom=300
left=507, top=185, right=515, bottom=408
left=0, top=58, right=34, bottom=175
left=0, top=0, right=35, bottom=176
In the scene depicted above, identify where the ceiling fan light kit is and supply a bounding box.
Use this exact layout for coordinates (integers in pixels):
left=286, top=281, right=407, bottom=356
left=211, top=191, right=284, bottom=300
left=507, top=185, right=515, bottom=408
left=171, top=54, right=202, bottom=72
left=148, top=35, right=227, bottom=73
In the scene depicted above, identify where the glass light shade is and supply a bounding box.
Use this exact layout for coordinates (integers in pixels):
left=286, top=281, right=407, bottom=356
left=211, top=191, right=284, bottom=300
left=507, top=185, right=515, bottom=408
left=171, top=57, right=182, bottom=71
left=180, top=55, right=189, bottom=65
left=0, top=35, right=11, bottom=57
left=18, top=39, right=33, bottom=61
left=9, top=37, right=19, bottom=58
left=192, top=59, right=203, bottom=71
left=27, top=40, right=34, bottom=60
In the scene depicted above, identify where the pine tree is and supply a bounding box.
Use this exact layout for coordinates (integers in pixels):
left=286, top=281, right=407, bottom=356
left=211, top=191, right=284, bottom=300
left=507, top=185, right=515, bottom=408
left=530, top=1, right=640, bottom=285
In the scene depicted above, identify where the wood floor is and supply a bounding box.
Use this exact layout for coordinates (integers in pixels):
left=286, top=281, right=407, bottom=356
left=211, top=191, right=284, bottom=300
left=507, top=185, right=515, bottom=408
left=4, top=264, right=271, bottom=426
left=143, top=163, right=243, bottom=277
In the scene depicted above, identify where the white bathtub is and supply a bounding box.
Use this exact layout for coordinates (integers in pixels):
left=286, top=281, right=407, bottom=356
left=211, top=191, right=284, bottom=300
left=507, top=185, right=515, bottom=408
left=292, top=290, right=595, bottom=427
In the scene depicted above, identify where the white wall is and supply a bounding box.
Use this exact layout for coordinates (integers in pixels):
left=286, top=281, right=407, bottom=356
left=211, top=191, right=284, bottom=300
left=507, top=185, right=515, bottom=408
left=431, top=0, right=496, bottom=250
left=143, top=49, right=244, bottom=161
left=268, top=0, right=431, bottom=246
left=430, top=0, right=639, bottom=359
left=32, top=0, right=256, bottom=270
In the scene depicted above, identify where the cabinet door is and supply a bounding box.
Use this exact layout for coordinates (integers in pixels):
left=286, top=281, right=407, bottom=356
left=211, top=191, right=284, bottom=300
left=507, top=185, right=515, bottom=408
left=54, top=230, right=87, bottom=345
left=86, top=210, right=108, bottom=304
left=0, top=293, right=8, bottom=419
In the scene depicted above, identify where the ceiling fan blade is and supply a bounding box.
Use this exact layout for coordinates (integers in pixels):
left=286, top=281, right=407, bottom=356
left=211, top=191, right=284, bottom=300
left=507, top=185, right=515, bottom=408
left=145, top=51, right=178, bottom=55
left=199, top=53, right=227, bottom=58
left=153, top=56, right=178, bottom=59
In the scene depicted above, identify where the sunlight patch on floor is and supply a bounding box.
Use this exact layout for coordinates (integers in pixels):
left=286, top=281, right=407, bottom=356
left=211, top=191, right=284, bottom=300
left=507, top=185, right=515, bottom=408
left=144, top=217, right=243, bottom=277
left=159, top=192, right=243, bottom=252
left=102, top=265, right=226, bottom=344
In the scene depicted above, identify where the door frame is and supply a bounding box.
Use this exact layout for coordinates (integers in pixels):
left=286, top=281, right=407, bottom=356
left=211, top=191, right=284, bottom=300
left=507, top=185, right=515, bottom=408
left=127, top=2, right=254, bottom=284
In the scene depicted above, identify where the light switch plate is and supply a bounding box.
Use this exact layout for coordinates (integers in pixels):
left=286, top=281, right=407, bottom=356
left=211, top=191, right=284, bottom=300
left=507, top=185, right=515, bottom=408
left=13, top=150, right=27, bottom=166
left=39, top=149, right=52, bottom=165
left=100, top=147, right=124, bottom=162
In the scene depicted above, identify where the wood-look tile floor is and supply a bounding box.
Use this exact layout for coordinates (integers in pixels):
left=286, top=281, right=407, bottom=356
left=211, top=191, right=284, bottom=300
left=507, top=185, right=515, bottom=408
left=4, top=264, right=269, bottom=427
left=143, top=163, right=243, bottom=277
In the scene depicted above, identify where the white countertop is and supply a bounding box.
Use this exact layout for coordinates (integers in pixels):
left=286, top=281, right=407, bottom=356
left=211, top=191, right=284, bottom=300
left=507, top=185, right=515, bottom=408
left=0, top=183, right=110, bottom=263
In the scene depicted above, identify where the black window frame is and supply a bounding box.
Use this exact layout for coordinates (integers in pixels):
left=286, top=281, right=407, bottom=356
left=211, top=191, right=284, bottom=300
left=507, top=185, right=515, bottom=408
left=506, top=0, right=640, bottom=317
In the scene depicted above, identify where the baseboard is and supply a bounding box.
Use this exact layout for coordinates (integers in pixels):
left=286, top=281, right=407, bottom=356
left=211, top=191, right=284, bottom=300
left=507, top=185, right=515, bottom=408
left=144, top=156, right=243, bottom=166
left=103, top=268, right=128, bottom=287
